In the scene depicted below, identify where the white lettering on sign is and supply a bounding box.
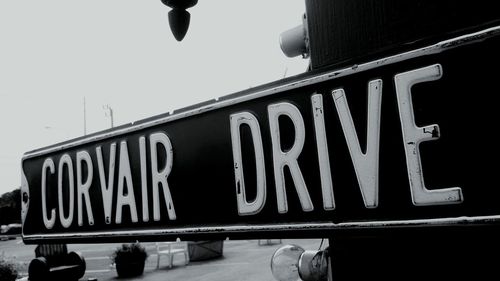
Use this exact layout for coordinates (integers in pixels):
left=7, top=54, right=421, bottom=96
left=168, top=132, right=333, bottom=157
left=116, top=141, right=138, bottom=224
left=230, top=112, right=267, bottom=216
left=39, top=131, right=176, bottom=230
left=96, top=143, right=116, bottom=224
left=58, top=154, right=74, bottom=228
left=395, top=64, right=463, bottom=205
left=332, top=79, right=382, bottom=208
left=76, top=150, right=94, bottom=226
left=230, top=64, right=463, bottom=216
left=139, top=136, right=149, bottom=222
left=311, top=94, right=335, bottom=210
left=41, top=158, right=56, bottom=229
left=268, top=102, right=314, bottom=213
left=36, top=64, right=464, bottom=229
left=150, top=132, right=176, bottom=221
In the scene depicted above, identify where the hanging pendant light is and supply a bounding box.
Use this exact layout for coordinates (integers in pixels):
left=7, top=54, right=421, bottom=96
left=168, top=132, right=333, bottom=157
left=161, top=0, right=198, bottom=41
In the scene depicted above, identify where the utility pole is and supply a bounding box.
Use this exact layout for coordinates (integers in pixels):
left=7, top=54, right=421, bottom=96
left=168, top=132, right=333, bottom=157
left=83, top=97, right=87, bottom=135
left=103, top=104, right=114, bottom=128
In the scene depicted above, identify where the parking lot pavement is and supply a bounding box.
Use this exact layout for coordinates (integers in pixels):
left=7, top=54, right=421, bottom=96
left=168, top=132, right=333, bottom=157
left=2, top=237, right=327, bottom=281
left=116, top=239, right=327, bottom=281
left=0, top=236, right=34, bottom=277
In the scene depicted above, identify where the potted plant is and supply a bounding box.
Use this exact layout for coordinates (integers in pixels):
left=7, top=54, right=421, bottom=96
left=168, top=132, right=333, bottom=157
left=111, top=242, right=148, bottom=278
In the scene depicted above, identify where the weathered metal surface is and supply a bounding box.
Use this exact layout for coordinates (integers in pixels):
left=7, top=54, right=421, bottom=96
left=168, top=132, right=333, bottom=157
left=21, top=26, right=500, bottom=243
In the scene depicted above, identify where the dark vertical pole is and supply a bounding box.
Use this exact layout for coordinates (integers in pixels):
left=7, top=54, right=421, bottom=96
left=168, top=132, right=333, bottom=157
left=83, top=97, right=87, bottom=136
left=327, top=238, right=334, bottom=281
left=308, top=1, right=500, bottom=279
left=328, top=230, right=500, bottom=280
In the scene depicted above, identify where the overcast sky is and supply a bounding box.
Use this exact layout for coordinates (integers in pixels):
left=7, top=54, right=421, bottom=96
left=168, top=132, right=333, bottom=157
left=0, top=1, right=308, bottom=195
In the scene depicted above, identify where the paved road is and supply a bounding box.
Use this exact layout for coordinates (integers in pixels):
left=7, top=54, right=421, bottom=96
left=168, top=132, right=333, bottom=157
left=1, top=237, right=327, bottom=281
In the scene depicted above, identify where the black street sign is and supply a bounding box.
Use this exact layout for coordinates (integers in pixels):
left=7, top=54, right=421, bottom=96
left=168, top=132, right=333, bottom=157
left=21, top=26, right=500, bottom=243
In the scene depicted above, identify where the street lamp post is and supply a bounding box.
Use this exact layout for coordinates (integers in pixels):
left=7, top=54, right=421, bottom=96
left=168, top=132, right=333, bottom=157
left=83, top=97, right=87, bottom=136
left=103, top=104, right=114, bottom=128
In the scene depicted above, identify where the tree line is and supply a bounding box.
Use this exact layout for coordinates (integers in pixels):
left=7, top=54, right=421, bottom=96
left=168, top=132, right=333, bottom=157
left=0, top=188, right=21, bottom=225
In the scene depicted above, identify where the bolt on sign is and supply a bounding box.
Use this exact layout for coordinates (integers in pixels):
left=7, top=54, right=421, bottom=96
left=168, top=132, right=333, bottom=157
left=21, top=26, right=500, bottom=243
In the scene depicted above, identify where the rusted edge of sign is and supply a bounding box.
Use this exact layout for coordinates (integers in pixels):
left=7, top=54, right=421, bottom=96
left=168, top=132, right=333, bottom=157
left=23, top=215, right=500, bottom=242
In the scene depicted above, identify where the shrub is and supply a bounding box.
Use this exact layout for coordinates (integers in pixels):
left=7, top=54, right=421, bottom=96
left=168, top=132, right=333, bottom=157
left=111, top=242, right=148, bottom=264
left=0, top=256, right=18, bottom=281
left=111, top=242, right=148, bottom=278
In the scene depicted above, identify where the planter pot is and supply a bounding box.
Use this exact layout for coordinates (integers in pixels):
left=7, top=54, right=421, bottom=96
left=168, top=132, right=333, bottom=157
left=115, top=260, right=145, bottom=278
